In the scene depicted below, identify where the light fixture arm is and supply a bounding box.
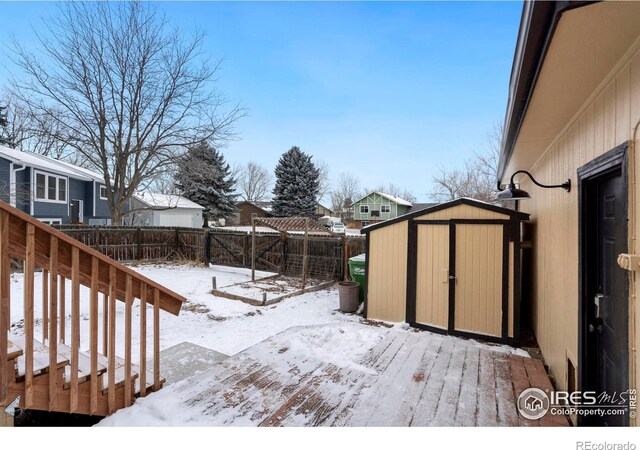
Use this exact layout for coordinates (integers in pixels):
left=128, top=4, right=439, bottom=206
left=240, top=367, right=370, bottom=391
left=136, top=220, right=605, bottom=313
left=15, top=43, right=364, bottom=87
left=505, top=170, right=571, bottom=192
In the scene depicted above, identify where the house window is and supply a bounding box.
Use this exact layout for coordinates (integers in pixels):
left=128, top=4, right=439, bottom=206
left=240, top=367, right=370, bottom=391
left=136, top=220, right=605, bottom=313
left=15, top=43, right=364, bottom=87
left=361, top=221, right=370, bottom=227
left=99, top=185, right=108, bottom=200
left=39, top=218, right=62, bottom=226
left=360, top=205, right=369, bottom=214
left=34, top=171, right=67, bottom=203
left=371, top=210, right=380, bottom=217
left=381, top=205, right=391, bottom=213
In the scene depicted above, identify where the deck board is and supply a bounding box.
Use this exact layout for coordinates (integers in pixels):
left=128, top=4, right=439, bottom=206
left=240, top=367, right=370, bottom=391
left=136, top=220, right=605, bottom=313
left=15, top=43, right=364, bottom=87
left=125, top=324, right=569, bottom=427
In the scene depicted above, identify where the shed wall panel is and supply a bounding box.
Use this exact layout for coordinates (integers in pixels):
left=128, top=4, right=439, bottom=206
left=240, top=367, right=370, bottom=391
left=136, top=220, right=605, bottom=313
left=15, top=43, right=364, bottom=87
left=454, top=224, right=503, bottom=337
left=415, top=224, right=449, bottom=329
left=366, top=221, right=408, bottom=322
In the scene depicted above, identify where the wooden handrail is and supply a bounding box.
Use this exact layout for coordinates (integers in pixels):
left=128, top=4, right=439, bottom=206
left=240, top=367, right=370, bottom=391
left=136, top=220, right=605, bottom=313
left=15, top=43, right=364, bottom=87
left=0, top=201, right=186, bottom=315
left=0, top=200, right=185, bottom=417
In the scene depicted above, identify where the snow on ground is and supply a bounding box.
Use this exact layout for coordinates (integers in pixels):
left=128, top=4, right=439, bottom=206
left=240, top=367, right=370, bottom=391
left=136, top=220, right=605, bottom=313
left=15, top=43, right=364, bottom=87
left=8, top=263, right=361, bottom=359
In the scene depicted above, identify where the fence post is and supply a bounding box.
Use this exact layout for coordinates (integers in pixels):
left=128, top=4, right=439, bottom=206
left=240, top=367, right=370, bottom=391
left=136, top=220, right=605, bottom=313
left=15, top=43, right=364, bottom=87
left=175, top=228, right=180, bottom=259
left=94, top=226, right=100, bottom=251
left=203, top=229, right=211, bottom=266
left=137, top=228, right=142, bottom=260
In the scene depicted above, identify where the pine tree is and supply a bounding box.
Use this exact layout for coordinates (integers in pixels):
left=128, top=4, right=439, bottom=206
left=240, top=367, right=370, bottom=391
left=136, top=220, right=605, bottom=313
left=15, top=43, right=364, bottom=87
left=272, top=146, right=320, bottom=217
left=175, top=141, right=237, bottom=226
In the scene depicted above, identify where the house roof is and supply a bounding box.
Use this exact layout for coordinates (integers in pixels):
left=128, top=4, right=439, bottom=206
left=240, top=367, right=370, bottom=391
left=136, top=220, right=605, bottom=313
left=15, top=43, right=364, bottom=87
left=0, top=145, right=104, bottom=182
left=409, top=203, right=437, bottom=212
left=353, top=191, right=413, bottom=207
left=236, top=200, right=273, bottom=213
left=498, top=1, right=596, bottom=183
left=362, top=198, right=529, bottom=234
left=134, top=192, right=205, bottom=210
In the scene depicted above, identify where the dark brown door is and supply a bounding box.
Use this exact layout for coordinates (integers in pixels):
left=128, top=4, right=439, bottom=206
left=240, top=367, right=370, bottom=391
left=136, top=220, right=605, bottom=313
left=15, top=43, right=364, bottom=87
left=583, top=167, right=628, bottom=426
left=71, top=200, right=81, bottom=223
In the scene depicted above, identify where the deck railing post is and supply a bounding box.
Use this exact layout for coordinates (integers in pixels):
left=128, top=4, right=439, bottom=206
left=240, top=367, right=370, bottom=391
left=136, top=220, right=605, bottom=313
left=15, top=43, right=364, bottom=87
left=124, top=275, right=133, bottom=407
left=139, top=285, right=147, bottom=397
left=90, top=257, right=99, bottom=415
left=42, top=268, right=49, bottom=342
left=0, top=210, right=9, bottom=403
left=24, top=224, right=35, bottom=408
left=153, top=288, right=160, bottom=391
left=48, top=236, right=59, bottom=411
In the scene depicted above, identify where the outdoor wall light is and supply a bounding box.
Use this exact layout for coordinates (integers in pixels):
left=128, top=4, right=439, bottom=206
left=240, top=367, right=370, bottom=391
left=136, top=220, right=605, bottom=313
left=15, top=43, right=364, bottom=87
left=497, top=170, right=571, bottom=200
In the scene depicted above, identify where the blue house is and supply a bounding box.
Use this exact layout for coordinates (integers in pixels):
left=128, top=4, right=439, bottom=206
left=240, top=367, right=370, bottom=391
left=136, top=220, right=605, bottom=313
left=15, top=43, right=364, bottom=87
left=0, top=145, right=112, bottom=225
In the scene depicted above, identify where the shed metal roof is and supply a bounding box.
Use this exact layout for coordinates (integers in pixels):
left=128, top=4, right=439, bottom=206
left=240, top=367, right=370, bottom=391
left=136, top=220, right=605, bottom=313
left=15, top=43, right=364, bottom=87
left=362, top=198, right=529, bottom=233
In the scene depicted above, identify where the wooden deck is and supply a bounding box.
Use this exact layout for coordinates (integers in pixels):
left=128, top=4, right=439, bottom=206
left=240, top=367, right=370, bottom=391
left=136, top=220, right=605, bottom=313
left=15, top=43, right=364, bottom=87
left=148, top=325, right=569, bottom=427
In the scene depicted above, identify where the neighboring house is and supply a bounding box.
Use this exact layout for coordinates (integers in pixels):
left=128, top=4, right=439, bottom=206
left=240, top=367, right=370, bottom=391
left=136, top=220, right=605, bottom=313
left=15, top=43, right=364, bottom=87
left=499, top=1, right=640, bottom=426
left=352, top=192, right=413, bottom=227
left=127, top=192, right=204, bottom=229
left=233, top=200, right=273, bottom=226
left=351, top=192, right=435, bottom=228
left=0, top=145, right=111, bottom=225
left=233, top=200, right=331, bottom=225
left=314, top=203, right=333, bottom=218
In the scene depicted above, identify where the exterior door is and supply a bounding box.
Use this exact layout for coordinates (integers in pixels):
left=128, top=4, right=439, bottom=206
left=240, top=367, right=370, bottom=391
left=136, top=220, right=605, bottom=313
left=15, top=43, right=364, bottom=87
left=582, top=164, right=628, bottom=426
left=71, top=199, right=83, bottom=223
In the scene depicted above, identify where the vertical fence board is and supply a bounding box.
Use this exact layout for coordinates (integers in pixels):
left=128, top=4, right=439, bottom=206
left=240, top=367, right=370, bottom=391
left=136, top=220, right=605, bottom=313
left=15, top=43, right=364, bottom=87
left=139, top=285, right=147, bottom=397
left=90, top=257, right=99, bottom=415
left=124, top=275, right=132, bottom=407
left=108, top=266, right=117, bottom=414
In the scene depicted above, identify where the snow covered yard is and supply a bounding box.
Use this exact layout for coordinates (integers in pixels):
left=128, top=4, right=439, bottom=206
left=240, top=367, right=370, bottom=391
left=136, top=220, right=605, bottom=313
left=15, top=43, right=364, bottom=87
left=7, top=262, right=564, bottom=427
left=7, top=263, right=359, bottom=360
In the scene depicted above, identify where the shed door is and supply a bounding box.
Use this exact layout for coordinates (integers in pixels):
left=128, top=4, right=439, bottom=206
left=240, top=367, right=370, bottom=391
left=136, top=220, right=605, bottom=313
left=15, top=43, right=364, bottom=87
left=415, top=224, right=449, bottom=330
left=454, top=224, right=504, bottom=337
left=411, top=221, right=508, bottom=340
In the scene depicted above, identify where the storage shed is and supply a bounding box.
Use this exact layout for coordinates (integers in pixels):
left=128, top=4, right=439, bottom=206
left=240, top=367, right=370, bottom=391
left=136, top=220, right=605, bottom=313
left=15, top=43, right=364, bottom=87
left=362, top=198, right=529, bottom=344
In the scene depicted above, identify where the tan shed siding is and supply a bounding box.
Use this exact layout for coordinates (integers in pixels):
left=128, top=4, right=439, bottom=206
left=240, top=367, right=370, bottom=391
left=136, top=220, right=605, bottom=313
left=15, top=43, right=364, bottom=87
left=453, top=224, right=503, bottom=337
left=366, top=221, right=408, bottom=322
left=416, top=204, right=509, bottom=221
left=415, top=224, right=449, bottom=329
left=519, top=40, right=640, bottom=393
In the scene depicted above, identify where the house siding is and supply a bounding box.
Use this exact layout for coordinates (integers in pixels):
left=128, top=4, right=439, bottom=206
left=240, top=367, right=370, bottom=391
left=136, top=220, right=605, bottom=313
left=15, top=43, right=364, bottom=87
left=518, top=37, right=640, bottom=396
left=0, top=157, right=10, bottom=203
left=94, top=182, right=111, bottom=218
left=353, top=193, right=411, bottom=223
left=15, top=167, right=30, bottom=214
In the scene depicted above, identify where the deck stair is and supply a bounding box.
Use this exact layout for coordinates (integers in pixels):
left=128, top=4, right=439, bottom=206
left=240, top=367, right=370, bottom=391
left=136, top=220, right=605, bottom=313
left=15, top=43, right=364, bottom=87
left=0, top=201, right=185, bottom=422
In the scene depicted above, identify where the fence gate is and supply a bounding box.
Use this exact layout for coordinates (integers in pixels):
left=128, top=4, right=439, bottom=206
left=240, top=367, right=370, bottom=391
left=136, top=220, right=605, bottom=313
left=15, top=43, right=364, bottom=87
left=411, top=220, right=509, bottom=342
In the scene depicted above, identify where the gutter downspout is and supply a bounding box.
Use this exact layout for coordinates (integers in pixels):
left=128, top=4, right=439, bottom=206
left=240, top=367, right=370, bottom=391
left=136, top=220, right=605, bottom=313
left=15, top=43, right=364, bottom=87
left=10, top=163, right=27, bottom=208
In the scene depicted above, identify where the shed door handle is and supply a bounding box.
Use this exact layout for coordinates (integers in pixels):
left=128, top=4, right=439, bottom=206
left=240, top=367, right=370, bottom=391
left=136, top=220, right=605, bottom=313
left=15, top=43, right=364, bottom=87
left=449, top=275, right=456, bottom=280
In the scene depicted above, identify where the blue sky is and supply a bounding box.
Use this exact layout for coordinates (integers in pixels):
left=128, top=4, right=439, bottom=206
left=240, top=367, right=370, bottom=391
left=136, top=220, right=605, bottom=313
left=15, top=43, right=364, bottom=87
left=0, top=1, right=523, bottom=202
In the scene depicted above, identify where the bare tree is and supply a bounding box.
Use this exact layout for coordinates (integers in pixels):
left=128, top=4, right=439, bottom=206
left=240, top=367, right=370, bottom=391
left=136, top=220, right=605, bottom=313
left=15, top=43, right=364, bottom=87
left=430, top=122, right=504, bottom=203
left=315, top=160, right=331, bottom=204
left=237, top=161, right=273, bottom=201
left=330, top=172, right=362, bottom=222
left=8, top=2, right=243, bottom=224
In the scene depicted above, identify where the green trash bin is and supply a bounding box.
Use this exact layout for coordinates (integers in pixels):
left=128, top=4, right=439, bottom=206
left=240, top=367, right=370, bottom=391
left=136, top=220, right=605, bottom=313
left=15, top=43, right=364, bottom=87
left=348, top=254, right=366, bottom=303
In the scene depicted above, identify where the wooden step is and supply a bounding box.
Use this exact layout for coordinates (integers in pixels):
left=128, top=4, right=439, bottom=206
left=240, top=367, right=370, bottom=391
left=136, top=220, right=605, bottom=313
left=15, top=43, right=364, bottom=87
left=55, top=342, right=108, bottom=389
left=7, top=339, right=23, bottom=361
left=10, top=336, right=68, bottom=381
left=131, top=363, right=166, bottom=396
left=95, top=354, right=138, bottom=395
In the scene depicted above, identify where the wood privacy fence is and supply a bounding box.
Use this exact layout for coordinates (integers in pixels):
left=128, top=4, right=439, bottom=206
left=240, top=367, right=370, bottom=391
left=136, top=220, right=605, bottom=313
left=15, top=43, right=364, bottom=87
left=54, top=225, right=366, bottom=280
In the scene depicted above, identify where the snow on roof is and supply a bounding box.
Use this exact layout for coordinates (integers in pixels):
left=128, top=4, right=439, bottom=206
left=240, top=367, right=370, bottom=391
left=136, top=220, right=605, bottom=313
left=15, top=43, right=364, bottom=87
left=134, top=192, right=205, bottom=209
left=0, top=145, right=104, bottom=182
left=353, top=191, right=413, bottom=207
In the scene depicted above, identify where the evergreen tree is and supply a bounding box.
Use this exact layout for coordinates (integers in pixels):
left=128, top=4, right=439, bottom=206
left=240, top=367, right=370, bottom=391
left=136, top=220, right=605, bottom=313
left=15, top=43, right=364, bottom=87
left=272, top=146, right=320, bottom=217
left=175, top=141, right=237, bottom=226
